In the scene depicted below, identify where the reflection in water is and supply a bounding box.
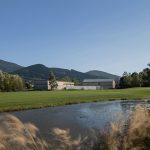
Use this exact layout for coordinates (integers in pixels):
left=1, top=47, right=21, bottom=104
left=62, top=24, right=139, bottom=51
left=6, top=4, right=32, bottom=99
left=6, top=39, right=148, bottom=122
left=1, top=100, right=150, bottom=142
left=1, top=103, right=150, bottom=150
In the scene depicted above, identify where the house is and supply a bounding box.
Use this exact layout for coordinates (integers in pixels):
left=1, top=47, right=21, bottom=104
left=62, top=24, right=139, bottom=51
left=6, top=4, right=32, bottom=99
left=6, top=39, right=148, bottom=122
left=57, top=81, right=74, bottom=90
left=34, top=80, right=74, bottom=90
left=34, top=80, right=49, bottom=90
left=82, top=79, right=116, bottom=89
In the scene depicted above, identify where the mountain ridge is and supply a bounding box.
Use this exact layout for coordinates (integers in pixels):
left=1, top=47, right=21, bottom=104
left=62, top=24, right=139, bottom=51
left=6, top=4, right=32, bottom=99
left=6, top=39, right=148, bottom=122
left=0, top=59, right=120, bottom=81
left=86, top=70, right=120, bottom=80
left=0, top=59, right=23, bottom=72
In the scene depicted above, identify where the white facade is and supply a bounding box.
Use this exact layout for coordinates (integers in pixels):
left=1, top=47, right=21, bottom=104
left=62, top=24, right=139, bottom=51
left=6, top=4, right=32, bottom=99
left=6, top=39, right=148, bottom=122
left=56, top=81, right=74, bottom=90
left=34, top=80, right=74, bottom=90
left=66, top=86, right=101, bottom=90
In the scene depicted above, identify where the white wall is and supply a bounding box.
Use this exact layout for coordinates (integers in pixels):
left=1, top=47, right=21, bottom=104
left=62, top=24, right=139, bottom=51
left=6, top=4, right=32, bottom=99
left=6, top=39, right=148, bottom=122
left=66, top=86, right=101, bottom=90
left=57, top=81, right=74, bottom=90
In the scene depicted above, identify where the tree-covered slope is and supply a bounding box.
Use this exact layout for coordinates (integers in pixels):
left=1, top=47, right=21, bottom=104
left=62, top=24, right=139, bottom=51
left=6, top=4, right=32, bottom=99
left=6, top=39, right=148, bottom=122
left=14, top=64, right=98, bottom=81
left=0, top=59, right=120, bottom=82
left=0, top=59, right=23, bottom=72
left=86, top=70, right=120, bottom=81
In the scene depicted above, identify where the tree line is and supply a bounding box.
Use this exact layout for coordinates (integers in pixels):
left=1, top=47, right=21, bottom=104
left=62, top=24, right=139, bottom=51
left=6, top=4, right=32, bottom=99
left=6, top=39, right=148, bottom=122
left=119, top=64, right=150, bottom=88
left=0, top=71, right=24, bottom=91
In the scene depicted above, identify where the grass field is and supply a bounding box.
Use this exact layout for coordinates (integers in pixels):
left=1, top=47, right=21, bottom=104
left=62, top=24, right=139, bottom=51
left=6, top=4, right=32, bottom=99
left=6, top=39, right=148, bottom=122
left=0, top=88, right=150, bottom=112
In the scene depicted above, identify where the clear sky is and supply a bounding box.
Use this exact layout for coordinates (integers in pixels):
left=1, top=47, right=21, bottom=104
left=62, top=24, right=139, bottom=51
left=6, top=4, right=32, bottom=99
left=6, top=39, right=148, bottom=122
left=0, top=0, right=150, bottom=75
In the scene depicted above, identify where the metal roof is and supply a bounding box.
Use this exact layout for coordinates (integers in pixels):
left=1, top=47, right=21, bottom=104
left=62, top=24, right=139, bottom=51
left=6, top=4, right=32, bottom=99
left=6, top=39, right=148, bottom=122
left=83, top=79, right=114, bottom=83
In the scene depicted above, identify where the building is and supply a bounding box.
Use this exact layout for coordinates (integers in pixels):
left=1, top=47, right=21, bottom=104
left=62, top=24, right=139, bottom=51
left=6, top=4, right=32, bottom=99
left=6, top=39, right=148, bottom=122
left=66, top=85, right=101, bottom=90
left=34, top=80, right=74, bottom=90
left=82, top=79, right=116, bottom=89
left=34, top=80, right=49, bottom=90
left=57, top=81, right=74, bottom=90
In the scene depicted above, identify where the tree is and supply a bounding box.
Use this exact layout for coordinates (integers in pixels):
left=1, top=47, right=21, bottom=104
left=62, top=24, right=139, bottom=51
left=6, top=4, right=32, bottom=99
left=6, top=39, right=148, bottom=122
left=72, top=78, right=80, bottom=85
left=119, top=72, right=132, bottom=88
left=141, top=68, right=150, bottom=87
left=0, top=71, right=5, bottom=91
left=0, top=71, right=24, bottom=92
left=130, top=72, right=141, bottom=87
left=48, top=71, right=58, bottom=90
left=119, top=64, right=150, bottom=88
left=62, top=76, right=71, bottom=82
left=25, top=81, right=32, bottom=89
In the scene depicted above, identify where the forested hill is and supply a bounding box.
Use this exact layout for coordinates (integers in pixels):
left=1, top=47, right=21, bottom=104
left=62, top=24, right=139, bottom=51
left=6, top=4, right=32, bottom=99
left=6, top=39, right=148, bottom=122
left=13, top=64, right=120, bottom=81
left=0, top=59, right=120, bottom=81
left=0, top=59, right=23, bottom=72
left=13, top=64, right=99, bottom=81
left=87, top=70, right=120, bottom=81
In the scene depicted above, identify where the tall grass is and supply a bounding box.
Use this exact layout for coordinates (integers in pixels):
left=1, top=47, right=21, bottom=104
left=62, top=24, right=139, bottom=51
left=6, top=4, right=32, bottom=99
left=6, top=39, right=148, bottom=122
left=51, top=105, right=150, bottom=150
left=0, top=114, right=48, bottom=150
left=101, top=105, right=150, bottom=150
left=1, top=105, right=150, bottom=150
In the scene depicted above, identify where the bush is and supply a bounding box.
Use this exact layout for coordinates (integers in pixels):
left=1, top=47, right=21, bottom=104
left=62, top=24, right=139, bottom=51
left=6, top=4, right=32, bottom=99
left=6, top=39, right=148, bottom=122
left=0, top=71, right=24, bottom=91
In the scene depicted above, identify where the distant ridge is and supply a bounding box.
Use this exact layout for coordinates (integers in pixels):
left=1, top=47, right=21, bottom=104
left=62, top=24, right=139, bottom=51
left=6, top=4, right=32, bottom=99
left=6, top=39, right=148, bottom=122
left=0, top=59, right=23, bottom=72
left=13, top=64, right=50, bottom=80
left=86, top=70, right=120, bottom=81
left=13, top=64, right=98, bottom=81
left=0, top=59, right=120, bottom=81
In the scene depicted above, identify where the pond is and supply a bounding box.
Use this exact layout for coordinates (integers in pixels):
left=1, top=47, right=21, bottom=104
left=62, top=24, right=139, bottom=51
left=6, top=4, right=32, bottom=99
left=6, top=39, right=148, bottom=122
left=2, top=100, right=150, bottom=142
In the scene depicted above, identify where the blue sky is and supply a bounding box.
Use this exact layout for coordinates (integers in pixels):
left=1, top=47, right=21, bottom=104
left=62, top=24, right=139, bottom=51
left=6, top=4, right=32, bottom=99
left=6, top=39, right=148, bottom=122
left=0, top=0, right=150, bottom=75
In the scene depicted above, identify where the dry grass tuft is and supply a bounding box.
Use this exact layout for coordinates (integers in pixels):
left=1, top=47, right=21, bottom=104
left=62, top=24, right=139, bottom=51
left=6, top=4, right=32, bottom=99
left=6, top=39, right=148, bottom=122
left=0, top=114, right=48, bottom=150
left=1, top=105, right=150, bottom=150
left=103, top=105, right=150, bottom=150
left=51, top=128, right=83, bottom=150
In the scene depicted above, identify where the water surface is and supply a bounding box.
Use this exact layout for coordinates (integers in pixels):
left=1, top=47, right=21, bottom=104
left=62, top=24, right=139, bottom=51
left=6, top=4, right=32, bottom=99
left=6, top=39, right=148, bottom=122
left=2, top=100, right=150, bottom=141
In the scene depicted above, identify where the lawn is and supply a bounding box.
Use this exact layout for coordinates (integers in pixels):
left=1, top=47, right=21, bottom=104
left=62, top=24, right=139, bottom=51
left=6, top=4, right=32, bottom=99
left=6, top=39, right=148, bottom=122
left=0, top=87, right=150, bottom=112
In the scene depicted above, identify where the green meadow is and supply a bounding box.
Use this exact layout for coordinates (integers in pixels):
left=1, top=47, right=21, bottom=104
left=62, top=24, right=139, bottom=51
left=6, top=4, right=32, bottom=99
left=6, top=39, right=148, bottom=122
left=0, top=87, right=150, bottom=112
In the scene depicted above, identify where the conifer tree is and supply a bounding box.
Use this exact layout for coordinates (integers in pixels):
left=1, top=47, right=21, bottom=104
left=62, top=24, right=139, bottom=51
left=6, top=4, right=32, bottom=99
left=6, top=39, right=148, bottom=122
left=48, top=71, right=58, bottom=90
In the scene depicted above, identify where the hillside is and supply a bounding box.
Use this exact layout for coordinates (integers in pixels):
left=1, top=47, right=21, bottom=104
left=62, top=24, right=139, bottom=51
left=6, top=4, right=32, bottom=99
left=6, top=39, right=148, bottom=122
left=86, top=70, right=120, bottom=81
left=52, top=68, right=98, bottom=81
left=0, top=59, right=120, bottom=82
left=13, top=64, right=98, bottom=81
left=0, top=59, right=23, bottom=72
left=13, top=64, right=50, bottom=80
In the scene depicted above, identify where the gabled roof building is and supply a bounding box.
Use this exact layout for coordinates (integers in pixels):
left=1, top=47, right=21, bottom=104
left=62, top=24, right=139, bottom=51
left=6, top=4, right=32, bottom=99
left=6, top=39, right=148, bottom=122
left=82, top=79, right=116, bottom=89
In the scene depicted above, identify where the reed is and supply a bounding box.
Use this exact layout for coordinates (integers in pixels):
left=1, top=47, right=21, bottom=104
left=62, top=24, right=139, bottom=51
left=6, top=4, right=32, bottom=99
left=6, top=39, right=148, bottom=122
left=0, top=114, right=48, bottom=150
left=1, top=105, right=150, bottom=150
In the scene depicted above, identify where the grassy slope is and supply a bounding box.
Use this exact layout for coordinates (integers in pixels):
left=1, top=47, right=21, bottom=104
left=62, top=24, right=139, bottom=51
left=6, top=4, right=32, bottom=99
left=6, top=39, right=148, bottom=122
left=0, top=88, right=150, bottom=112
